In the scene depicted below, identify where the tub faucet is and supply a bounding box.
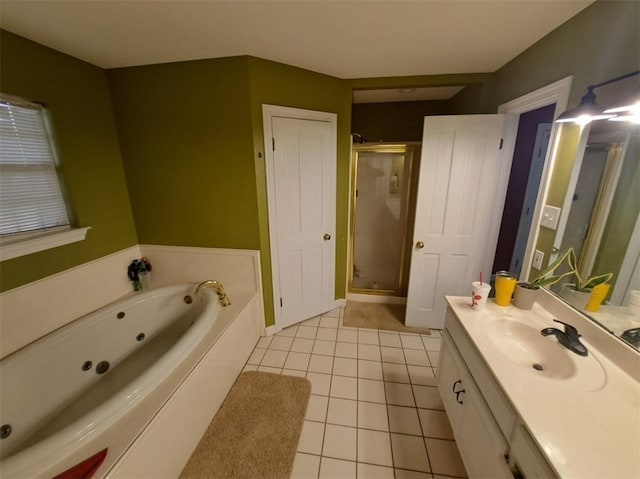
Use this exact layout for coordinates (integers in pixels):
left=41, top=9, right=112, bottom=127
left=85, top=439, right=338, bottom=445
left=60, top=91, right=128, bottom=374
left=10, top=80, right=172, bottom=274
left=195, top=280, right=231, bottom=307
left=541, top=319, right=588, bottom=356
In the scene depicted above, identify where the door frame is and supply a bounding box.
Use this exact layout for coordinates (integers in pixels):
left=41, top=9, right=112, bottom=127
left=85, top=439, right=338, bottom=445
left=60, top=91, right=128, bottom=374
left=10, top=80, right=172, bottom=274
left=497, top=75, right=573, bottom=279
left=262, top=104, right=337, bottom=333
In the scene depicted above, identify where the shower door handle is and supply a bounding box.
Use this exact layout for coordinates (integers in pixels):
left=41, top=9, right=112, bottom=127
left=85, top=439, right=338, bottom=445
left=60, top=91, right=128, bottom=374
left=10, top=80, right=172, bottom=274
left=416, top=241, right=424, bottom=249
left=324, top=234, right=331, bottom=241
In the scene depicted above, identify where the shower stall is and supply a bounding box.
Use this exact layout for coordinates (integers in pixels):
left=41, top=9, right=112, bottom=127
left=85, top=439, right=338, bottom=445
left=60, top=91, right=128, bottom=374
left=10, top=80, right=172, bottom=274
left=349, top=143, right=420, bottom=296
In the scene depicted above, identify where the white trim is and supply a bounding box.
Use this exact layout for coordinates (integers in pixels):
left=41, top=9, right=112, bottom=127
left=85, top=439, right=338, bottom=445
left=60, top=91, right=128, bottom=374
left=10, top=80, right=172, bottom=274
left=498, top=76, right=574, bottom=279
left=612, top=211, right=640, bottom=305
left=264, top=325, right=278, bottom=336
left=262, top=104, right=338, bottom=334
left=0, top=226, right=91, bottom=261
left=333, top=298, right=347, bottom=308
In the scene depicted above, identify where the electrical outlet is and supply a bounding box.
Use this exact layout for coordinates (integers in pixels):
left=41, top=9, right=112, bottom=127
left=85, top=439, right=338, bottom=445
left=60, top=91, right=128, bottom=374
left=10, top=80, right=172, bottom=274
left=533, top=250, right=544, bottom=270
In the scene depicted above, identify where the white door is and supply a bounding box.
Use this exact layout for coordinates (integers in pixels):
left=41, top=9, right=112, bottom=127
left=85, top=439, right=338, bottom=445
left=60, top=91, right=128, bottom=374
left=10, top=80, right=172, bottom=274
left=406, top=115, right=510, bottom=328
left=264, top=107, right=336, bottom=330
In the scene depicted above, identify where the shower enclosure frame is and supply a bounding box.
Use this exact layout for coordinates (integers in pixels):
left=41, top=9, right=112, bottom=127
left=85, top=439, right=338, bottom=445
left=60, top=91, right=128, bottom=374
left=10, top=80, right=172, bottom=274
left=348, top=142, right=421, bottom=297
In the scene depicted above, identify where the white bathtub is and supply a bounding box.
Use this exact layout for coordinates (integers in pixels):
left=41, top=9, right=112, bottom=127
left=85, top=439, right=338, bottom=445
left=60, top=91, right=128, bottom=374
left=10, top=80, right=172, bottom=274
left=0, top=283, right=261, bottom=478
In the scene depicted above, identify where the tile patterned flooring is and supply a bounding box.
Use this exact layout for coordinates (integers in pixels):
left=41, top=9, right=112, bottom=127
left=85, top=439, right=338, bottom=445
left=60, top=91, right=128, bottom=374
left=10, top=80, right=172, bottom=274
left=242, top=307, right=468, bottom=479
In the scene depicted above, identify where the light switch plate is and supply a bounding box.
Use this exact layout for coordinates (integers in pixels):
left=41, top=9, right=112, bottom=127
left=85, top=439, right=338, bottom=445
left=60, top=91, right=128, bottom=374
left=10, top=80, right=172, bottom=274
left=540, top=205, right=561, bottom=230
left=533, top=250, right=544, bottom=270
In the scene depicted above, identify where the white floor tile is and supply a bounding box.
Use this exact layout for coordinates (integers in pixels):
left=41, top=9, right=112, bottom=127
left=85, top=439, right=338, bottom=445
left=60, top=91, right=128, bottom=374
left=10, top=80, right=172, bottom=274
left=418, top=409, right=454, bottom=440
left=243, top=364, right=258, bottom=372
left=379, top=332, right=402, bottom=347
left=313, top=340, right=336, bottom=356
left=283, top=369, right=307, bottom=378
left=382, top=362, right=410, bottom=383
left=247, top=348, right=267, bottom=365
left=305, top=394, right=329, bottom=422
left=412, top=385, right=445, bottom=410
left=291, top=453, right=321, bottom=479
left=404, top=349, right=430, bottom=366
left=358, top=401, right=389, bottom=431
left=291, top=337, right=315, bottom=353
left=261, top=349, right=288, bottom=368
left=330, top=375, right=358, bottom=400
left=337, top=328, right=358, bottom=343
left=421, top=336, right=442, bottom=352
left=358, top=378, right=386, bottom=403
left=400, top=334, right=425, bottom=350
left=358, top=330, right=380, bottom=345
left=427, top=350, right=440, bottom=366
left=384, top=381, right=415, bottom=407
left=388, top=405, right=422, bottom=435
left=357, top=463, right=395, bottom=479
left=394, top=469, right=433, bottom=479
left=269, top=335, right=294, bottom=351
left=320, top=316, right=340, bottom=328
left=326, top=397, right=357, bottom=427
left=302, top=316, right=321, bottom=326
left=316, top=327, right=338, bottom=341
left=323, top=307, right=342, bottom=319
left=306, top=372, right=332, bottom=396
left=297, top=325, right=318, bottom=339
left=380, top=346, right=405, bottom=364
left=319, top=457, right=356, bottom=479
left=308, top=354, right=334, bottom=374
left=407, top=365, right=437, bottom=386
left=284, top=352, right=311, bottom=371
left=358, top=359, right=383, bottom=380
left=357, top=428, right=393, bottom=466
left=298, top=420, right=324, bottom=455
left=425, top=438, right=466, bottom=477
left=391, top=433, right=431, bottom=472
left=278, top=325, right=298, bottom=337
left=333, top=357, right=358, bottom=377
left=335, top=341, right=358, bottom=359
left=256, top=336, right=273, bottom=349
left=323, top=424, right=357, bottom=460
left=257, top=365, right=282, bottom=374
left=358, top=343, right=381, bottom=361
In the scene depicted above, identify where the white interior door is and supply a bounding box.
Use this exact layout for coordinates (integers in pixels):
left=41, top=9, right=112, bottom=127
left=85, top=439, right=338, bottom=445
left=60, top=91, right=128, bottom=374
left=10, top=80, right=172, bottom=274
left=264, top=106, right=336, bottom=330
left=406, top=115, right=511, bottom=328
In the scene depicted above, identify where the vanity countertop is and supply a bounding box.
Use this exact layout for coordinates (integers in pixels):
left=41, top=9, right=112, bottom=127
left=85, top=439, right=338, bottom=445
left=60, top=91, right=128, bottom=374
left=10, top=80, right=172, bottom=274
left=445, top=296, right=640, bottom=479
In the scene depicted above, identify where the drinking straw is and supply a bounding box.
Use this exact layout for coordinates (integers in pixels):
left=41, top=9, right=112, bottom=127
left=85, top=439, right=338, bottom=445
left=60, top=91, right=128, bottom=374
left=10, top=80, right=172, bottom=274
left=480, top=272, right=483, bottom=286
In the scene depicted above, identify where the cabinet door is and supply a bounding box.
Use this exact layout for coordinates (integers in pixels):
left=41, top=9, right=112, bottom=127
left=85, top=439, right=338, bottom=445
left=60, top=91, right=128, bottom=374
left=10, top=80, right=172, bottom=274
left=439, top=332, right=512, bottom=479
left=437, top=333, right=466, bottom=428
left=457, top=377, right=512, bottom=479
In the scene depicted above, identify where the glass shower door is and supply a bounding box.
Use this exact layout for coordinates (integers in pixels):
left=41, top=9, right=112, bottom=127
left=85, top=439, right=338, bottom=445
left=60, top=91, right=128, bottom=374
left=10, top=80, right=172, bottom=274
left=350, top=144, right=418, bottom=295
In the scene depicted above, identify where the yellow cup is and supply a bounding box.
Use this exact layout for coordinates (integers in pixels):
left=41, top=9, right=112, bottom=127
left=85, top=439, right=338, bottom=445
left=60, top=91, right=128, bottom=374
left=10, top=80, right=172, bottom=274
left=494, top=271, right=518, bottom=306
left=585, top=283, right=610, bottom=312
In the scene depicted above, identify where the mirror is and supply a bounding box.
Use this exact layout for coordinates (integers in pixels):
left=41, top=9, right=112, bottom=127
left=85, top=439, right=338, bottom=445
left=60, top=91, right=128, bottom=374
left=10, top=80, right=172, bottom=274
left=533, top=117, right=640, bottom=350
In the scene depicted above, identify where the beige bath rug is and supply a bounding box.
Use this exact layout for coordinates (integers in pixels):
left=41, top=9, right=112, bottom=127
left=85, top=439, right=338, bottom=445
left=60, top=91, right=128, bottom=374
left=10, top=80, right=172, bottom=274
left=180, top=371, right=311, bottom=479
left=343, top=301, right=431, bottom=334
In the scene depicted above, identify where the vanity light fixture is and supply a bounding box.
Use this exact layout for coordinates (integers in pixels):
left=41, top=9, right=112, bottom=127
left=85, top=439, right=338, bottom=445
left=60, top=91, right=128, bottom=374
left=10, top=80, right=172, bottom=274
left=604, top=100, right=640, bottom=124
left=556, top=70, right=640, bottom=125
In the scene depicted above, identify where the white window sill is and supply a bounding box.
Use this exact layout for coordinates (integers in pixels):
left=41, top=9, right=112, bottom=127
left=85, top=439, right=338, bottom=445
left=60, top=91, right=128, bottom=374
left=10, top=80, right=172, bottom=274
left=0, top=226, right=91, bottom=261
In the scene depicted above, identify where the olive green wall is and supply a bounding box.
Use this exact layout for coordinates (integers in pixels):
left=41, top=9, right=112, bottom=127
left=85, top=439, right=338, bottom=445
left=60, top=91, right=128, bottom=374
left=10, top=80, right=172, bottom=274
left=0, top=31, right=137, bottom=292
left=489, top=0, right=640, bottom=112
left=107, top=57, right=258, bottom=250
left=247, top=57, right=352, bottom=325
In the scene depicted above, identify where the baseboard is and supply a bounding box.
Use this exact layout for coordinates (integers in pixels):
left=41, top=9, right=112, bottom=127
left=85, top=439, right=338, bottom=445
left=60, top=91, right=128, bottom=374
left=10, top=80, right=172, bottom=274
left=264, top=325, right=278, bottom=336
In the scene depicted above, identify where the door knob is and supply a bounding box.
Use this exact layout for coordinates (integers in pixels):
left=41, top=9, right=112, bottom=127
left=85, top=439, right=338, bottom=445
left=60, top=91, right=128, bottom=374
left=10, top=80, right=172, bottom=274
left=324, top=234, right=331, bottom=241
left=416, top=241, right=424, bottom=249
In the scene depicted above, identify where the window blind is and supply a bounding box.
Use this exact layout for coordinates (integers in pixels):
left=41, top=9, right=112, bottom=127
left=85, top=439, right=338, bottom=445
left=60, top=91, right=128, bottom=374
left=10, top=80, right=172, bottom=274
left=0, top=95, right=70, bottom=236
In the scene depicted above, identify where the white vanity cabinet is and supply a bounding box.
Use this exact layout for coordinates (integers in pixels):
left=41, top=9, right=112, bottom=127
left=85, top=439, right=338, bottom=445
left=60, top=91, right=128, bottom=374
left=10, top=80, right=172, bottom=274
left=439, top=306, right=558, bottom=479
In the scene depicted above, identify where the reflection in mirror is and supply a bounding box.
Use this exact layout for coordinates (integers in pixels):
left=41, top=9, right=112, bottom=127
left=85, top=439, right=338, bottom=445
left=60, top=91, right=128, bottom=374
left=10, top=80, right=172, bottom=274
left=547, top=121, right=640, bottom=350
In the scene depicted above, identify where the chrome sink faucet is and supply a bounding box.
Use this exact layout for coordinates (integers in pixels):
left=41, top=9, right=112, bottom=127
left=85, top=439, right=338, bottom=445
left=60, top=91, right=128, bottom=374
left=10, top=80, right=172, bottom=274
left=195, top=280, right=231, bottom=307
left=541, top=319, right=588, bottom=356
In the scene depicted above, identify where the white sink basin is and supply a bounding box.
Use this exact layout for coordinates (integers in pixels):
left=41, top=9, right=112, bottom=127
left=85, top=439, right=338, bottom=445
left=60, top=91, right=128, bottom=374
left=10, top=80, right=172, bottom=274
left=480, top=318, right=607, bottom=391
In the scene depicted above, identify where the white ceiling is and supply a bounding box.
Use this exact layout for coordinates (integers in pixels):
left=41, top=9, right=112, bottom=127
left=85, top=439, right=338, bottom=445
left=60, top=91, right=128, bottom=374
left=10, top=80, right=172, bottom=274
left=1, top=0, right=594, bottom=80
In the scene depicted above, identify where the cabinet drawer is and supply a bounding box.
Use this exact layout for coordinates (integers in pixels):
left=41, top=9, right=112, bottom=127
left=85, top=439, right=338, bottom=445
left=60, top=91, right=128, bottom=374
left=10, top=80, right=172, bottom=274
left=445, top=308, right=516, bottom=438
